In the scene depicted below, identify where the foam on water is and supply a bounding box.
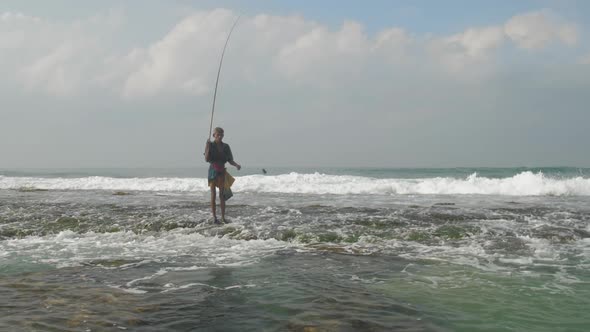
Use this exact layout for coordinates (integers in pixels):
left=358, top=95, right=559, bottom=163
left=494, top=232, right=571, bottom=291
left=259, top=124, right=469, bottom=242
left=160, top=282, right=256, bottom=294
left=2, top=169, right=589, bottom=330
left=0, top=175, right=202, bottom=192
left=0, top=229, right=291, bottom=270
left=324, top=221, right=590, bottom=278
left=6, top=220, right=584, bottom=282
left=2, top=171, right=589, bottom=196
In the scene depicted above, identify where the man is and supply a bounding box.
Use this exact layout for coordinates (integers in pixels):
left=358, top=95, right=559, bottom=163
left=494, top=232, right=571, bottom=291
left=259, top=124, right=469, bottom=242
left=204, top=127, right=241, bottom=223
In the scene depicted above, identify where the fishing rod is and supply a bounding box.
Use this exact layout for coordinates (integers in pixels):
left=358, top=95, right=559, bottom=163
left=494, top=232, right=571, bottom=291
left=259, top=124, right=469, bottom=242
left=208, top=14, right=241, bottom=139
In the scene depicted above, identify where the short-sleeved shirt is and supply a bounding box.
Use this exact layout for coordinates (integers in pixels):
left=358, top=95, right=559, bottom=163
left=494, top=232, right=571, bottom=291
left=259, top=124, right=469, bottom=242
left=208, top=142, right=233, bottom=182
left=208, top=142, right=233, bottom=167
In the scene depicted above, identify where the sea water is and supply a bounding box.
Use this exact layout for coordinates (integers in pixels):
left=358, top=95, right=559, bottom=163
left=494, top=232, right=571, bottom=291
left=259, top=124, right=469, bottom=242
left=1, top=167, right=589, bottom=331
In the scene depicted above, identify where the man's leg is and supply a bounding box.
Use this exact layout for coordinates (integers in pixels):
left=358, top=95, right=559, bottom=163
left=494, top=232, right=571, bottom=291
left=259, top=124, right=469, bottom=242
left=218, top=175, right=226, bottom=222
left=210, top=185, right=217, bottom=221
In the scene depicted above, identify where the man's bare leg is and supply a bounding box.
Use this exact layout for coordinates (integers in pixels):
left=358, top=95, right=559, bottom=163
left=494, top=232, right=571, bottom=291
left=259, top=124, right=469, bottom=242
left=219, top=188, right=226, bottom=223
left=210, top=186, right=217, bottom=221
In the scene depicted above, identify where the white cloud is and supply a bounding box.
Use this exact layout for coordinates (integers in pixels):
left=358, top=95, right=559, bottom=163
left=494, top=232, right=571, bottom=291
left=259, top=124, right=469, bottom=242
left=428, top=26, right=505, bottom=73
left=444, top=27, right=505, bottom=58
left=371, top=28, right=414, bottom=63
left=504, top=11, right=578, bottom=49
left=0, top=13, right=44, bottom=62
left=274, top=21, right=370, bottom=83
left=122, top=9, right=237, bottom=98
left=425, top=11, right=579, bottom=72
left=0, top=8, right=584, bottom=99
left=0, top=10, right=122, bottom=97
left=21, top=43, right=83, bottom=97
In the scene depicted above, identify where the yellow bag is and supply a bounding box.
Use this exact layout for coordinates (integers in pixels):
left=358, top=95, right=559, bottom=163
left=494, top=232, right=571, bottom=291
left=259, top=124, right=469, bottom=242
left=223, top=172, right=235, bottom=200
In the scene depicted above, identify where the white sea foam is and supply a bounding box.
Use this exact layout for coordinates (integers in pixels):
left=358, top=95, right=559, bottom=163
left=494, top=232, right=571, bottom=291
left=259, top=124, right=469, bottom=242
left=161, top=283, right=255, bottom=293
left=0, top=175, right=203, bottom=192
left=1, top=171, right=589, bottom=196
left=0, top=229, right=290, bottom=269
left=498, top=257, right=535, bottom=265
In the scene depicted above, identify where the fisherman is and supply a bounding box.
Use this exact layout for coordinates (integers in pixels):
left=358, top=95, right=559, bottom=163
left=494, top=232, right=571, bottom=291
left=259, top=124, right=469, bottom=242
left=204, top=127, right=241, bottom=223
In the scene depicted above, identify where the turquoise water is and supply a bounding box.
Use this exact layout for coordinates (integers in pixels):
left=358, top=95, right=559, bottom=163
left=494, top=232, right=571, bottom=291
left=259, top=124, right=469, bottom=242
left=1, top=168, right=589, bottom=331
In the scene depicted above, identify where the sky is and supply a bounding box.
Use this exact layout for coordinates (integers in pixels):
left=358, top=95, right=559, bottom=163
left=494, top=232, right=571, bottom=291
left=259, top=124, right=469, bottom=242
left=1, top=0, right=589, bottom=168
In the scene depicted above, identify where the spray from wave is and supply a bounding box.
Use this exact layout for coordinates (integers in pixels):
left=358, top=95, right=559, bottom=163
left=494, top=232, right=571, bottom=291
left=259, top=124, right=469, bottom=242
left=1, top=171, right=589, bottom=196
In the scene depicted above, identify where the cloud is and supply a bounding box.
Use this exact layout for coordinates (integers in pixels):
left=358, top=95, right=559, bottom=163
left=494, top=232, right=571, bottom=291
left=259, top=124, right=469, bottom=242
left=0, top=13, right=45, bottom=66
left=122, top=9, right=237, bottom=98
left=274, top=21, right=370, bottom=84
left=426, top=11, right=579, bottom=72
left=0, top=8, right=583, bottom=100
left=427, top=26, right=505, bottom=73
left=2, top=8, right=589, bottom=168
left=444, top=26, right=506, bottom=57
left=21, top=43, right=84, bottom=97
left=372, top=27, right=414, bottom=60
left=0, top=10, right=122, bottom=97
left=504, top=11, right=578, bottom=49
left=122, top=10, right=332, bottom=96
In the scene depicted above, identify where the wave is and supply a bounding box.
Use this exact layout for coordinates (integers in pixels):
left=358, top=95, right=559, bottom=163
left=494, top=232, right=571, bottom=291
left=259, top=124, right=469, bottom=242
left=1, top=171, right=590, bottom=196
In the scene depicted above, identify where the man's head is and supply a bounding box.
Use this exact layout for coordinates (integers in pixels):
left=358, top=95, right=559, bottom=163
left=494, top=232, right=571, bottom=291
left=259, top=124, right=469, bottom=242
left=213, top=127, right=224, bottom=140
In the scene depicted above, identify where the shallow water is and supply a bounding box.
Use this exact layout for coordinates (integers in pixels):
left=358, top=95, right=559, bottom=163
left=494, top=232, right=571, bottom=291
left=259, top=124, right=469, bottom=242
left=1, top=168, right=589, bottom=331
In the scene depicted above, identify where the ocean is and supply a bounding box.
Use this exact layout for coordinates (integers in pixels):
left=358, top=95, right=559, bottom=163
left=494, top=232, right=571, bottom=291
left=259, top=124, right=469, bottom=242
left=1, top=167, right=589, bottom=331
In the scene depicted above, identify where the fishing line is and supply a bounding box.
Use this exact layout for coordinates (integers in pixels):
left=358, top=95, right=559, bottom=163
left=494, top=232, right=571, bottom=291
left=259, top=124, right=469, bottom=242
left=208, top=14, right=241, bottom=139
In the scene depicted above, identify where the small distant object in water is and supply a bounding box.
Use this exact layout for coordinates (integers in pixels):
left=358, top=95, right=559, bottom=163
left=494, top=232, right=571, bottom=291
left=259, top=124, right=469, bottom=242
left=262, top=168, right=267, bottom=174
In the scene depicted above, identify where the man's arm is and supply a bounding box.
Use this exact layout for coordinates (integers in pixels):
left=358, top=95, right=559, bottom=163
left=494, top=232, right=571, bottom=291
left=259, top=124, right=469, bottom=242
left=228, top=160, right=241, bottom=171
left=204, top=140, right=211, bottom=162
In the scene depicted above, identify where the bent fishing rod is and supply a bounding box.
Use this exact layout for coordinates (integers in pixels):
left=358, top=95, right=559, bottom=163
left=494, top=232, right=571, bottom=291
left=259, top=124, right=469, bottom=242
left=208, top=15, right=241, bottom=139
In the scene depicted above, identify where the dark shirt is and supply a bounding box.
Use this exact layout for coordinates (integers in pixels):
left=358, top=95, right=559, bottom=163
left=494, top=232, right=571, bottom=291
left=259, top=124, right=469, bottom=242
left=208, top=142, right=233, bottom=165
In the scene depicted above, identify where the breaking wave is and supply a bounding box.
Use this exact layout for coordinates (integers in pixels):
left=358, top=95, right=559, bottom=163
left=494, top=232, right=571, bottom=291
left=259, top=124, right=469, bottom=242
left=1, top=171, right=589, bottom=196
